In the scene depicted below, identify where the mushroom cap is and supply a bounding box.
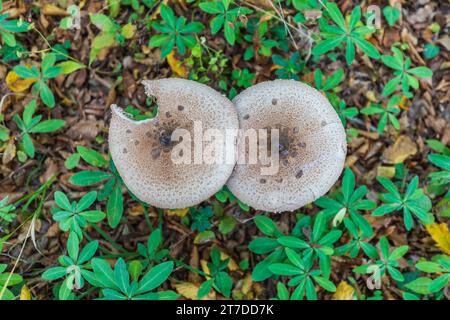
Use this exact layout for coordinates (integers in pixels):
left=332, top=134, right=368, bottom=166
left=227, top=80, right=347, bottom=212
left=109, top=78, right=239, bottom=209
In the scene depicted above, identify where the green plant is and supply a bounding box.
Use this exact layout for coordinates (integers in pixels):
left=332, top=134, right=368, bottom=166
left=89, top=13, right=136, bottom=64
left=231, top=68, right=255, bottom=88
left=137, top=228, right=169, bottom=264
left=353, top=236, right=408, bottom=283
left=88, top=258, right=178, bottom=300
left=0, top=197, right=16, bottom=226
left=382, top=6, right=401, bottom=27
left=249, top=214, right=341, bottom=281
left=272, top=52, right=304, bottom=80
left=331, top=99, right=358, bottom=127
left=69, top=160, right=124, bottom=228
left=313, top=3, right=380, bottom=64
left=335, top=219, right=378, bottom=259
left=13, top=54, right=63, bottom=108
left=149, top=4, right=204, bottom=58
left=51, top=191, right=106, bottom=240
left=243, top=18, right=278, bottom=60
left=215, top=186, right=249, bottom=211
left=198, top=246, right=233, bottom=298
left=361, top=96, right=401, bottom=134
left=426, top=139, right=450, bottom=202
left=65, top=146, right=109, bottom=170
left=372, top=176, right=434, bottom=230
left=12, top=99, right=65, bottom=158
left=381, top=47, right=433, bottom=97
left=315, top=168, right=376, bottom=238
left=190, top=206, right=213, bottom=232
left=42, top=233, right=99, bottom=300
left=269, top=248, right=336, bottom=300
left=0, top=264, right=23, bottom=300
left=405, top=255, right=450, bottom=296
left=199, top=0, right=252, bottom=45
left=0, top=1, right=30, bottom=47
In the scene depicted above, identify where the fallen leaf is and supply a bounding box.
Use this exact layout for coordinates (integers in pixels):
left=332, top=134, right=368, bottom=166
left=173, top=282, right=216, bottom=300
left=426, top=223, right=450, bottom=254
left=167, top=51, right=188, bottom=78
left=42, top=4, right=69, bottom=16
left=377, top=165, right=396, bottom=178
left=383, top=135, right=417, bottom=164
left=220, top=252, right=239, bottom=271
left=20, top=285, right=31, bottom=300
left=166, top=208, right=189, bottom=217
left=2, top=139, right=16, bottom=164
left=6, top=70, right=37, bottom=93
left=332, top=281, right=355, bottom=300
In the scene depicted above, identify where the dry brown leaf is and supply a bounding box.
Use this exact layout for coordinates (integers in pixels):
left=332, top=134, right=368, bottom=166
left=383, top=135, right=417, bottom=164
left=377, top=165, right=395, bottom=178
left=42, top=4, right=69, bottom=16
left=6, top=70, right=37, bottom=93
left=332, top=281, right=355, bottom=300
left=173, top=282, right=216, bottom=300
left=426, top=223, right=450, bottom=254
left=2, top=139, right=16, bottom=165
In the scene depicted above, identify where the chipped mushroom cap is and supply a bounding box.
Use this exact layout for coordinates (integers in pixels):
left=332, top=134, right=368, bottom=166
left=227, top=80, right=347, bottom=213
left=109, top=78, right=239, bottom=209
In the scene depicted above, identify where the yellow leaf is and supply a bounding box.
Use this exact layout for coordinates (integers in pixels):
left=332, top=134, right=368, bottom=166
left=6, top=70, right=36, bottom=93
left=332, top=281, right=355, bottom=300
left=20, top=285, right=31, bottom=300
left=173, top=282, right=216, bottom=300
left=165, top=208, right=189, bottom=217
left=426, top=223, right=450, bottom=254
left=383, top=135, right=417, bottom=164
left=2, top=139, right=16, bottom=164
left=167, top=51, right=188, bottom=78
left=200, top=259, right=213, bottom=280
left=220, top=252, right=239, bottom=271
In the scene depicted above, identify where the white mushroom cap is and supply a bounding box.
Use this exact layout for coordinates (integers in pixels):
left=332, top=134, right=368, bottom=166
left=109, top=78, right=239, bottom=209
left=227, top=80, right=347, bottom=212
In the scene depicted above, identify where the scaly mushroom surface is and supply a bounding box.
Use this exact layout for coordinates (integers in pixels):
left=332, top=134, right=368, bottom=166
left=109, top=78, right=239, bottom=209
left=227, top=80, right=347, bottom=212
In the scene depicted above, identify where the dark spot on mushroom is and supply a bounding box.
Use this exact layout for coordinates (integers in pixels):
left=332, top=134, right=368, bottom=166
left=295, top=169, right=303, bottom=179
left=126, top=129, right=131, bottom=134
left=179, top=149, right=183, bottom=157
left=151, top=148, right=161, bottom=159
left=260, top=178, right=267, bottom=184
left=293, top=127, right=299, bottom=133
left=271, top=98, right=277, bottom=105
left=178, top=105, right=184, bottom=111
left=276, top=178, right=283, bottom=183
left=282, top=159, right=289, bottom=167
left=123, top=148, right=127, bottom=154
left=165, top=111, right=171, bottom=118
left=243, top=114, right=250, bottom=120
left=134, top=140, right=140, bottom=146
left=159, top=130, right=172, bottom=146
left=298, top=142, right=306, bottom=148
left=321, top=120, right=327, bottom=127
left=145, top=131, right=151, bottom=138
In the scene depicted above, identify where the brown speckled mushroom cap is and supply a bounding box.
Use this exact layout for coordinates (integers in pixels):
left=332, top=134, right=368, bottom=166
left=109, top=78, right=239, bottom=209
left=227, top=80, right=347, bottom=212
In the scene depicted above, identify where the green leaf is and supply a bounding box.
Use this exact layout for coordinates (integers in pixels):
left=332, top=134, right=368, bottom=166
left=383, top=6, right=401, bottom=27
left=42, top=267, right=67, bottom=281
left=39, top=82, right=55, bottom=108
left=54, top=191, right=72, bottom=211
left=249, top=237, right=279, bottom=254
left=76, top=146, right=108, bottom=168
left=107, top=183, right=123, bottom=228
left=268, top=263, right=302, bottom=276
left=312, top=36, right=345, bottom=56
left=407, top=66, right=432, bottom=78
left=404, top=277, right=432, bottom=295
left=314, top=276, right=336, bottom=292
left=56, top=61, right=85, bottom=75
left=13, top=65, right=40, bottom=79
left=214, top=271, right=233, bottom=298
left=326, top=2, right=346, bottom=31
left=277, top=236, right=309, bottom=249
left=29, top=119, right=65, bottom=133
left=67, top=232, right=79, bottom=262
left=137, top=261, right=174, bottom=294
left=254, top=215, right=279, bottom=236
left=78, top=241, right=98, bottom=265
left=69, top=170, right=113, bottom=186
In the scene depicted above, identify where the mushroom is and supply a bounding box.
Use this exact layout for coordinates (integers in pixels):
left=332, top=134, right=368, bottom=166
left=109, top=78, right=239, bottom=209
left=227, top=80, right=347, bottom=212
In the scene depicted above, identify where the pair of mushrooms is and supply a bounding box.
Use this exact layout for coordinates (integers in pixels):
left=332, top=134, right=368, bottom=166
left=109, top=78, right=346, bottom=212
